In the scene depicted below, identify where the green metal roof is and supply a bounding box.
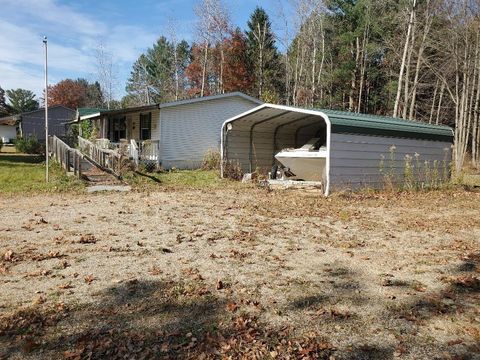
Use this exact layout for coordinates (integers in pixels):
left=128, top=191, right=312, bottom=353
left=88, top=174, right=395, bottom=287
left=77, top=108, right=109, bottom=117
left=319, top=109, right=453, bottom=142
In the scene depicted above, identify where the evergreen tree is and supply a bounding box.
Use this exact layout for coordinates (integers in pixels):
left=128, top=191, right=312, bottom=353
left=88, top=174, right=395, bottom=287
left=76, top=79, right=104, bottom=108
left=174, top=40, right=192, bottom=99
left=245, top=7, right=282, bottom=101
left=126, top=54, right=152, bottom=105
left=6, top=89, right=39, bottom=114
left=86, top=81, right=105, bottom=108
left=0, top=86, right=12, bottom=116
left=126, top=36, right=190, bottom=105
left=145, top=36, right=175, bottom=102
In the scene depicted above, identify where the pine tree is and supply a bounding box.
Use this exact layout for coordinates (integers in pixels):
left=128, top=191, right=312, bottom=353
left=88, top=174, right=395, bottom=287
left=0, top=86, right=12, bottom=116
left=76, top=79, right=104, bottom=108
left=6, top=89, right=39, bottom=114
left=126, top=54, right=152, bottom=105
left=145, top=36, right=175, bottom=102
left=126, top=37, right=190, bottom=104
left=245, top=7, right=282, bottom=101
left=173, top=40, right=192, bottom=100
left=86, top=81, right=104, bottom=108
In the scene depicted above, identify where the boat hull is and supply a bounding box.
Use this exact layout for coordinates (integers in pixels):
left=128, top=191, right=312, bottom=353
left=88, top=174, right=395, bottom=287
left=275, top=150, right=326, bottom=181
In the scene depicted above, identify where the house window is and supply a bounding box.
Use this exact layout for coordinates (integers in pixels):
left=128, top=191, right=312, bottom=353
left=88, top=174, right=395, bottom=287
left=140, top=112, right=152, bottom=140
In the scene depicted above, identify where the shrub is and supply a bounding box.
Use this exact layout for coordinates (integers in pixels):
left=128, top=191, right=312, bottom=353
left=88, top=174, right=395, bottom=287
left=15, top=136, right=43, bottom=154
left=202, top=149, right=221, bottom=170
left=222, top=160, right=243, bottom=181
left=80, top=120, right=93, bottom=139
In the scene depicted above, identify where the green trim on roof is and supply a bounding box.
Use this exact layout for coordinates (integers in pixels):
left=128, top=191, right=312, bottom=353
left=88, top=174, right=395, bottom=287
left=77, top=108, right=109, bottom=117
left=319, top=109, right=453, bottom=142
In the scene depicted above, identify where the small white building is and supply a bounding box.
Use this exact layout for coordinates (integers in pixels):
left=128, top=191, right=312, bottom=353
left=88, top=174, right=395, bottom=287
left=221, top=104, right=454, bottom=195
left=0, top=115, right=18, bottom=144
left=79, top=92, right=262, bottom=169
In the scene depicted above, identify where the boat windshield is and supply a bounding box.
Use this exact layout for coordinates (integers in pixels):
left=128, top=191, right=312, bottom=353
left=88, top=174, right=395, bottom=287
left=300, top=137, right=324, bottom=151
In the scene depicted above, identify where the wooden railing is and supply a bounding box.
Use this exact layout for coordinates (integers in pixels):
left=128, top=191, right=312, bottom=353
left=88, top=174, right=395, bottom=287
left=78, top=136, right=124, bottom=178
left=48, top=136, right=83, bottom=178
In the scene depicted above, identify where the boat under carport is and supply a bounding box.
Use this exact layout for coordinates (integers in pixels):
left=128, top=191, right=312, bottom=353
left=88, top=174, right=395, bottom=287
left=220, top=104, right=454, bottom=196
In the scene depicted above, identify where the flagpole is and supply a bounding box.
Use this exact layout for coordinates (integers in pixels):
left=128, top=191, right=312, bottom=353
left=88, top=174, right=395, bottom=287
left=43, top=36, right=49, bottom=182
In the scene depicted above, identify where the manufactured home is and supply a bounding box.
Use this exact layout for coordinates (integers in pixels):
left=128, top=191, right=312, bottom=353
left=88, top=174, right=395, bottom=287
left=78, top=92, right=262, bottom=169
left=221, top=104, right=454, bottom=195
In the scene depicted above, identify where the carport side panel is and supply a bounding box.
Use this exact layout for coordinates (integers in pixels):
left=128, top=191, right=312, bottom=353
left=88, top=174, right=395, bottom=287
left=329, top=133, right=452, bottom=190
left=225, top=129, right=288, bottom=173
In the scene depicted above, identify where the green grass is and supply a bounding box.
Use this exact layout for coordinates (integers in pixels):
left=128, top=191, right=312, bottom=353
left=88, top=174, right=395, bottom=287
left=0, top=154, right=84, bottom=194
left=124, top=169, right=244, bottom=190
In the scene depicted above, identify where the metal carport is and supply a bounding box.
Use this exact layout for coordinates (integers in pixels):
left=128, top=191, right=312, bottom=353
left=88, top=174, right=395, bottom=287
left=220, top=104, right=331, bottom=196
left=221, top=104, right=454, bottom=196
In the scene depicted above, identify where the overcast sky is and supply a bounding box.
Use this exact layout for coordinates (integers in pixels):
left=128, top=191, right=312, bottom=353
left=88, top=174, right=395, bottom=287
left=0, top=0, right=293, bottom=99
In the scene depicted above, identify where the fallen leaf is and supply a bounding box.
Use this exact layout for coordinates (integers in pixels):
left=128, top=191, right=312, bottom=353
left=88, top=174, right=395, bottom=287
left=33, top=296, right=46, bottom=305
left=447, top=339, right=464, bottom=346
left=226, top=302, right=238, bottom=312
left=84, top=275, right=95, bottom=284
left=3, top=250, right=14, bottom=262
left=59, top=282, right=74, bottom=289
left=149, top=266, right=163, bottom=275
left=79, top=234, right=97, bottom=244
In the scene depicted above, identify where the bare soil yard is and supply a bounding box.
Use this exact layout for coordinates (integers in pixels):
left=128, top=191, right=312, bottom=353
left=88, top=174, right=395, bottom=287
left=0, top=187, right=479, bottom=359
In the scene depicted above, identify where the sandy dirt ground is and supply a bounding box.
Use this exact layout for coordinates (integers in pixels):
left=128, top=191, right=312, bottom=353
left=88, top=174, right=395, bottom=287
left=0, top=188, right=479, bottom=359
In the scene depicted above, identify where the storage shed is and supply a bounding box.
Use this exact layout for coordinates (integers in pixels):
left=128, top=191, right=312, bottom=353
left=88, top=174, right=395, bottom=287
left=20, top=106, right=75, bottom=141
left=221, top=104, right=454, bottom=195
left=0, top=115, right=18, bottom=143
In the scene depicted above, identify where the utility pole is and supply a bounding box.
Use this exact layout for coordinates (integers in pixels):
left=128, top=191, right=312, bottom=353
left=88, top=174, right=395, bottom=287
left=43, top=36, right=49, bottom=182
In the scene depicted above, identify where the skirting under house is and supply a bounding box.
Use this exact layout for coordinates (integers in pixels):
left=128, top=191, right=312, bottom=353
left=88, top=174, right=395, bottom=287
left=220, top=104, right=454, bottom=196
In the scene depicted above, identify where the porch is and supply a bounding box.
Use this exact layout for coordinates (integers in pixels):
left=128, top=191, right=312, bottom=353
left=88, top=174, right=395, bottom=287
left=81, top=105, right=161, bottom=164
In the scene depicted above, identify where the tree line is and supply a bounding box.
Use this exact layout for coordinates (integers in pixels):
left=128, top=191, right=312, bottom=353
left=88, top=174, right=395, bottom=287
left=0, top=79, right=108, bottom=115
left=124, top=0, right=480, bottom=172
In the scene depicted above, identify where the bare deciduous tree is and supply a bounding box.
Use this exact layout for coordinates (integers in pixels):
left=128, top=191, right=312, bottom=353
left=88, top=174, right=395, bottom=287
left=194, top=0, right=231, bottom=96
left=95, top=43, right=118, bottom=110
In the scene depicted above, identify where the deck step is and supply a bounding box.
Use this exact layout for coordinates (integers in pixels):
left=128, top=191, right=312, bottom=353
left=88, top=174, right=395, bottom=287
left=82, top=163, right=124, bottom=186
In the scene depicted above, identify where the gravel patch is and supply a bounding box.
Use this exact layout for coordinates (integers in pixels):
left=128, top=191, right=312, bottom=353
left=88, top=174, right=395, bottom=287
left=0, top=188, right=479, bottom=359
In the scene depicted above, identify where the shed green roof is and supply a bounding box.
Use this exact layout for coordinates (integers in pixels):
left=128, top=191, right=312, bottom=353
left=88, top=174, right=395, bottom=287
left=77, top=108, right=109, bottom=117
left=319, top=109, right=453, bottom=142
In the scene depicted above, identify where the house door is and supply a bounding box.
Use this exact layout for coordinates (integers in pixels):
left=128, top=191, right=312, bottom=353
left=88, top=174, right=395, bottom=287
left=109, top=117, right=126, bottom=142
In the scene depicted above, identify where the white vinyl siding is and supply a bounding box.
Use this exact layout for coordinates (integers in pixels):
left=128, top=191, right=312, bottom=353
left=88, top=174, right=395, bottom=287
left=125, top=109, right=159, bottom=142
left=157, top=97, right=258, bottom=169
left=0, top=125, right=16, bottom=143
left=329, top=133, right=452, bottom=189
